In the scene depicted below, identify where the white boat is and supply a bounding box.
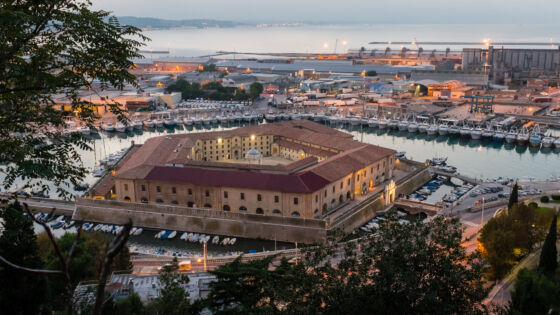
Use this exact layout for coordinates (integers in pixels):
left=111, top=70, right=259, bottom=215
left=470, top=126, right=482, bottom=140
left=154, top=119, right=163, bottom=128
left=397, top=117, right=409, bottom=131
left=143, top=120, right=155, bottom=128
left=212, top=236, right=220, bottom=244
left=102, top=123, right=115, bottom=132
left=198, top=234, right=207, bottom=243
left=388, top=116, right=399, bottom=129
left=448, top=124, right=460, bottom=135
left=438, top=123, right=448, bottom=136
left=482, top=123, right=494, bottom=139
left=460, top=125, right=471, bottom=138
left=193, top=117, right=203, bottom=125
left=368, top=117, right=378, bottom=128
left=493, top=125, right=505, bottom=142
left=173, top=117, right=182, bottom=125
left=529, top=124, right=542, bottom=147
left=78, top=126, right=90, bottom=135
left=183, top=117, right=193, bottom=126
left=221, top=238, right=230, bottom=245
left=313, top=113, right=325, bottom=122
left=349, top=116, right=361, bottom=126
left=418, top=121, right=429, bottom=133
left=191, top=233, right=200, bottom=242
left=133, top=228, right=143, bottom=236
left=516, top=127, right=529, bottom=145
left=553, top=137, right=560, bottom=149
left=180, top=232, right=189, bottom=240
left=115, top=122, right=126, bottom=133
left=407, top=117, right=418, bottom=133
left=92, top=165, right=105, bottom=177
left=130, top=227, right=137, bottom=235
left=155, top=231, right=165, bottom=239
left=132, top=120, right=143, bottom=129
left=163, top=118, right=175, bottom=127
left=82, top=223, right=93, bottom=231
left=187, top=233, right=194, bottom=241
left=427, top=122, right=438, bottom=135
left=542, top=136, right=554, bottom=148
left=431, top=157, right=448, bottom=165
left=377, top=117, right=387, bottom=129
left=505, top=127, right=518, bottom=144
left=229, top=238, right=237, bottom=245
left=167, top=231, right=177, bottom=239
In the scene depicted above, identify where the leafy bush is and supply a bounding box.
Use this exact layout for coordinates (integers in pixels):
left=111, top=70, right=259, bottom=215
left=551, top=194, right=560, bottom=201
left=540, top=196, right=550, bottom=203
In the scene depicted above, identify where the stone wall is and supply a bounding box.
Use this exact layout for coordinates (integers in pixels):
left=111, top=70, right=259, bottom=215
left=73, top=198, right=327, bottom=244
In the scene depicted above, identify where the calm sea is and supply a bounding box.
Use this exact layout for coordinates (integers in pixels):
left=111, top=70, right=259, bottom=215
left=141, top=24, right=560, bottom=58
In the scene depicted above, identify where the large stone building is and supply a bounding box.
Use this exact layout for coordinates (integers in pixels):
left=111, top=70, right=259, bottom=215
left=113, top=121, right=396, bottom=219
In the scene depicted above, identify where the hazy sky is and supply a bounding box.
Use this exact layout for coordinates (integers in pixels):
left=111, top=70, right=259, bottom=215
left=91, top=0, right=560, bottom=24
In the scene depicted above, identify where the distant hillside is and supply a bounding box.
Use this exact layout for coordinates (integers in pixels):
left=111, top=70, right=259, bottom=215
left=116, top=16, right=248, bottom=29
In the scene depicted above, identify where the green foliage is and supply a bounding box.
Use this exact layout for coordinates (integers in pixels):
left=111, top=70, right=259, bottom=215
left=366, top=70, right=378, bottom=77
left=539, top=215, right=558, bottom=279
left=144, top=257, right=202, bottom=315
left=509, top=268, right=560, bottom=314
left=206, top=212, right=488, bottom=314
left=552, top=195, right=560, bottom=201
left=249, top=82, right=264, bottom=99
left=0, top=0, right=147, bottom=198
left=541, top=196, right=550, bottom=203
left=0, top=202, right=48, bottom=314
left=202, top=63, right=217, bottom=72
left=479, top=203, right=551, bottom=279
left=508, top=183, right=519, bottom=209
left=166, top=78, right=252, bottom=101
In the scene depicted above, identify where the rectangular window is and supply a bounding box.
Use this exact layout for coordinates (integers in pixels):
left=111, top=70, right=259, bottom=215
left=274, top=195, right=279, bottom=203
left=188, top=188, right=192, bottom=195
left=257, top=194, right=262, bottom=201
left=172, top=187, right=176, bottom=194
left=332, top=186, right=335, bottom=193
left=340, top=182, right=343, bottom=189
left=324, top=190, right=327, bottom=197
left=141, top=185, right=146, bottom=192
left=124, top=184, right=128, bottom=191
left=156, top=186, right=161, bottom=193
left=347, top=179, right=350, bottom=186
left=205, top=190, right=210, bottom=197
left=224, top=191, right=228, bottom=198
left=294, top=197, right=299, bottom=205
left=241, top=193, right=245, bottom=200
left=371, top=167, right=373, bottom=173
left=315, top=195, right=318, bottom=202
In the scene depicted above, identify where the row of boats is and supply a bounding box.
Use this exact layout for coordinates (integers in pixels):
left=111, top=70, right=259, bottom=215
left=155, top=230, right=237, bottom=246
left=360, top=211, right=411, bottom=233
left=34, top=213, right=75, bottom=229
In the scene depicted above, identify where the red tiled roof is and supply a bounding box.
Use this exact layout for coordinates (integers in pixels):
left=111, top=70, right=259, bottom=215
left=145, top=166, right=330, bottom=193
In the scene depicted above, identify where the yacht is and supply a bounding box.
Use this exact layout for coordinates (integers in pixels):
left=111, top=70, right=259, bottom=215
left=427, top=121, right=438, bottom=135
left=102, top=123, right=115, bottom=132
left=143, top=120, right=154, bottom=128
left=163, top=117, right=175, bottom=127
left=388, top=115, right=400, bottom=129
left=378, top=116, right=388, bottom=129
left=368, top=116, right=379, bottom=128
left=481, top=123, right=494, bottom=140
left=407, top=117, right=418, bottom=133
left=193, top=117, right=203, bottom=125
left=448, top=123, right=460, bottom=136
left=173, top=116, right=183, bottom=126
left=349, top=116, right=361, bottom=126
left=418, top=119, right=429, bottom=133
left=438, top=122, right=448, bottom=136
left=459, top=124, right=471, bottom=139
left=505, top=127, right=518, bottom=144
left=493, top=125, right=505, bottom=142
left=154, top=119, right=164, bottom=128
left=554, top=137, right=560, bottom=149
left=542, top=134, right=554, bottom=148
left=516, top=127, right=530, bottom=145
left=528, top=125, right=542, bottom=147
left=183, top=117, right=193, bottom=126
left=115, top=122, right=126, bottom=133
left=264, top=111, right=277, bottom=122
left=470, top=125, right=483, bottom=140
left=132, top=120, right=143, bottom=129
left=397, top=115, right=409, bottom=131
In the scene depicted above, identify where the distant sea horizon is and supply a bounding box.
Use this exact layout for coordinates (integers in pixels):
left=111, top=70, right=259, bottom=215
left=139, top=23, right=560, bottom=59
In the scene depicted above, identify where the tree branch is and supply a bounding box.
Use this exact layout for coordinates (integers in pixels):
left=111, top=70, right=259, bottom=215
left=92, top=219, right=132, bottom=315
left=0, top=255, right=64, bottom=275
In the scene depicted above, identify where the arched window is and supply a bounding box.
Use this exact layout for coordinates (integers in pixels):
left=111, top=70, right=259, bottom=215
left=156, top=199, right=164, bottom=203
left=339, top=195, right=343, bottom=203
left=239, top=206, right=247, bottom=211
left=256, top=208, right=264, bottom=214
left=291, top=211, right=300, bottom=217
left=223, top=205, right=231, bottom=211
left=140, top=197, right=148, bottom=204
left=346, top=191, right=351, bottom=199
left=171, top=200, right=178, bottom=204
left=203, top=203, right=212, bottom=208
left=187, top=201, right=194, bottom=207
left=322, top=203, right=327, bottom=211
left=272, top=209, right=281, bottom=214
left=124, top=196, right=131, bottom=202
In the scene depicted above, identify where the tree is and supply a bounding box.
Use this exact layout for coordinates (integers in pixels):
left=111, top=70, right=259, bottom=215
left=202, top=63, right=217, bottom=72
left=206, top=212, right=488, bottom=314
left=145, top=257, right=202, bottom=315
left=366, top=70, right=378, bottom=77
left=0, top=202, right=48, bottom=314
left=0, top=1, right=147, bottom=198
left=508, top=268, right=560, bottom=314
left=249, top=82, right=264, bottom=99
left=508, top=182, right=519, bottom=209
left=539, top=215, right=558, bottom=279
